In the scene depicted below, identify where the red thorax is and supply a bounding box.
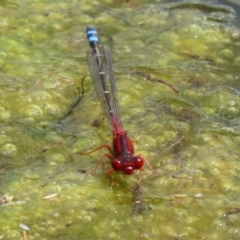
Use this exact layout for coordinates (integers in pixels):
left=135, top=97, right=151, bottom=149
left=111, top=131, right=144, bottom=175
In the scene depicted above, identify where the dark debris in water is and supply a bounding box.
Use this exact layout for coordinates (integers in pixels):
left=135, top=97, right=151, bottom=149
left=131, top=184, right=152, bottom=216
left=55, top=76, right=86, bottom=127
left=92, top=116, right=105, bottom=127
left=225, top=207, right=240, bottom=218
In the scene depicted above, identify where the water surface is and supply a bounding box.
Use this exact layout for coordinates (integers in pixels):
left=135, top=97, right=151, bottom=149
left=0, top=0, right=240, bottom=239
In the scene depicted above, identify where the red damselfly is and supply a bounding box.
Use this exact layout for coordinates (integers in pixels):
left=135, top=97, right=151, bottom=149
left=77, top=26, right=153, bottom=180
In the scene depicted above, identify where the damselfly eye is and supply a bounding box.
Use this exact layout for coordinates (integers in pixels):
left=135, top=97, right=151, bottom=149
left=123, top=166, right=134, bottom=175
left=134, top=157, right=144, bottom=169
left=112, top=159, right=122, bottom=171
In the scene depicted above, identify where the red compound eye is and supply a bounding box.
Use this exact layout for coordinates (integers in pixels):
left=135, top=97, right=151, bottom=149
left=123, top=166, right=134, bottom=175
left=112, top=159, right=122, bottom=171
left=134, top=157, right=144, bottom=169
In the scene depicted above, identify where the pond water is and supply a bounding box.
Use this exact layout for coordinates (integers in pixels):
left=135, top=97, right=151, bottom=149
left=1, top=0, right=240, bottom=239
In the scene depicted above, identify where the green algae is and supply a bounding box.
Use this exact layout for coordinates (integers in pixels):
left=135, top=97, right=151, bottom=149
left=1, top=0, right=240, bottom=239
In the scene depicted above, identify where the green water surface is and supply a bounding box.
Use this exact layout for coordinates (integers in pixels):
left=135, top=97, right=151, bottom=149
left=1, top=0, right=240, bottom=239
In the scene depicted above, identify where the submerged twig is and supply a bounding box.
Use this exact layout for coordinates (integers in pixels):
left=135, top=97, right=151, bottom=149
left=164, top=135, right=184, bottom=153
left=225, top=207, right=240, bottom=217
left=207, top=65, right=226, bottom=71
left=135, top=71, right=179, bottom=93
left=19, top=223, right=29, bottom=240
left=23, top=231, right=28, bottom=240
left=182, top=52, right=213, bottom=62
left=43, top=193, right=58, bottom=201
left=171, top=194, right=188, bottom=205
left=42, top=141, right=62, bottom=152
left=233, top=31, right=240, bottom=38
left=56, top=76, right=86, bottom=124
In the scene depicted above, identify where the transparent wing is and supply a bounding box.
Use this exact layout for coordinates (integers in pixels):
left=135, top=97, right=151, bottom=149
left=86, top=45, right=123, bottom=133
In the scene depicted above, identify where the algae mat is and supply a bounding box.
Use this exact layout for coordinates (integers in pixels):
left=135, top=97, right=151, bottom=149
left=0, top=0, right=240, bottom=239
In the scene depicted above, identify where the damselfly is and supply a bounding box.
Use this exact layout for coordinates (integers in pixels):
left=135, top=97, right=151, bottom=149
left=77, top=26, right=153, bottom=178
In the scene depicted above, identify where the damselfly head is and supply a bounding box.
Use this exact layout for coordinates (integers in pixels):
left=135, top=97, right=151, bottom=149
left=111, top=156, right=144, bottom=175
